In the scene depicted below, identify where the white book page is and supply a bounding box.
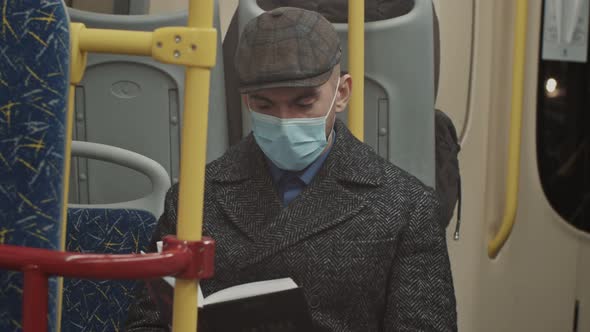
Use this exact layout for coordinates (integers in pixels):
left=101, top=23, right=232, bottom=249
left=203, top=278, right=297, bottom=306
left=147, top=242, right=296, bottom=308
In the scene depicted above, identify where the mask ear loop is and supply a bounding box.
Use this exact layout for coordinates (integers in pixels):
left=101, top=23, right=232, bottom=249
left=325, top=76, right=341, bottom=120
left=325, top=76, right=341, bottom=143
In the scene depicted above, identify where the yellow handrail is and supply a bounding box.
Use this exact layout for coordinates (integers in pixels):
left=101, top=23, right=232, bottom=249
left=79, top=28, right=152, bottom=55
left=488, top=0, right=528, bottom=259
left=68, top=0, right=216, bottom=330
left=348, top=0, right=364, bottom=141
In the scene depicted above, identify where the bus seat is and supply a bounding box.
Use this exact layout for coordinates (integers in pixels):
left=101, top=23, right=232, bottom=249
left=0, top=0, right=70, bottom=330
left=62, top=140, right=170, bottom=332
left=67, top=0, right=228, bottom=205
left=232, top=0, right=436, bottom=187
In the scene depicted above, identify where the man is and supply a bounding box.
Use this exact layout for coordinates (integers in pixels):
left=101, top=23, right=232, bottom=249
left=126, top=7, right=456, bottom=331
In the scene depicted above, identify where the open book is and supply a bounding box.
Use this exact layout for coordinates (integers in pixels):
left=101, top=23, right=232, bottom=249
left=143, top=241, right=314, bottom=331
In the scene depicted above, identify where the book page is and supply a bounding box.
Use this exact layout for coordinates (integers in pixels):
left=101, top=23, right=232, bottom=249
left=204, top=278, right=297, bottom=306
left=148, top=242, right=296, bottom=308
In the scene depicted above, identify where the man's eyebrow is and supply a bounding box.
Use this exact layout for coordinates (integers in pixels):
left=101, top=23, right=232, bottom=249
left=293, top=90, right=319, bottom=104
left=249, top=94, right=273, bottom=104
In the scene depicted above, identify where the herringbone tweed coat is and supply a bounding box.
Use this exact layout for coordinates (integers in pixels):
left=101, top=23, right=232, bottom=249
left=125, top=120, right=457, bottom=332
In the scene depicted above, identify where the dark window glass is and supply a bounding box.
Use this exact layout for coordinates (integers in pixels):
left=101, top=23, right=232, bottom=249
left=537, top=6, right=590, bottom=232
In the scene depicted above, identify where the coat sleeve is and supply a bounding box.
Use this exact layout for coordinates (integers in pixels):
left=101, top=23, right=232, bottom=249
left=124, top=184, right=179, bottom=332
left=383, top=189, right=457, bottom=331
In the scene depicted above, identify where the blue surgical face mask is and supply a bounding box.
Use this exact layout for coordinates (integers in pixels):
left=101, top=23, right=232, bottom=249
left=249, top=77, right=340, bottom=171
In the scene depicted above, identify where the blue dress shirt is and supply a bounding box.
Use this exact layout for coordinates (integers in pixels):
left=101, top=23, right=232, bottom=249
left=267, top=131, right=335, bottom=206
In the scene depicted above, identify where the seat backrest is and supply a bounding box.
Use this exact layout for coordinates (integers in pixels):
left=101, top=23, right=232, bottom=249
left=0, top=1, right=70, bottom=331
left=62, top=141, right=170, bottom=332
left=67, top=0, right=228, bottom=205
left=234, top=0, right=435, bottom=187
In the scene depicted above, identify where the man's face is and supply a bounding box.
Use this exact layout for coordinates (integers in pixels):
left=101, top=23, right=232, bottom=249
left=244, top=69, right=352, bottom=138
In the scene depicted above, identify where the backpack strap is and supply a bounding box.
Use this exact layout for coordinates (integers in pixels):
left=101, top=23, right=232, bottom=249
left=434, top=109, right=462, bottom=230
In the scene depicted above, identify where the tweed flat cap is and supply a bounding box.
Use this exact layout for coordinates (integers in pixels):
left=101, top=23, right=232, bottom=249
left=235, top=7, right=342, bottom=93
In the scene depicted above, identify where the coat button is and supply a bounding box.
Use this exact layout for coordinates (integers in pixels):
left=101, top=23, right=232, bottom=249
left=309, top=295, right=320, bottom=309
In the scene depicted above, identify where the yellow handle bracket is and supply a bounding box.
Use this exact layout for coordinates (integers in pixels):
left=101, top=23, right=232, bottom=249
left=152, top=27, right=217, bottom=67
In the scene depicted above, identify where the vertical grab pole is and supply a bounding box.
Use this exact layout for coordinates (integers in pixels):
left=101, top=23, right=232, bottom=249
left=348, top=0, right=365, bottom=141
left=487, top=0, right=528, bottom=258
left=172, top=0, right=215, bottom=331
left=23, top=266, right=48, bottom=332
left=55, top=83, right=76, bottom=332
left=60, top=20, right=85, bottom=331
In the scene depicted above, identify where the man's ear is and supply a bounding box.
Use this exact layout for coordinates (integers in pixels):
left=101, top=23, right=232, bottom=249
left=334, top=74, right=352, bottom=113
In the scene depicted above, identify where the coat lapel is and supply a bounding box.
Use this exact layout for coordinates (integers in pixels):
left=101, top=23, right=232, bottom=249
left=209, top=121, right=386, bottom=269
left=209, top=136, right=283, bottom=242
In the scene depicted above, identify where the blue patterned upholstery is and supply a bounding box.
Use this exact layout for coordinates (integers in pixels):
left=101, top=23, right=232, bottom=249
left=0, top=1, right=70, bottom=331
left=62, top=208, right=157, bottom=332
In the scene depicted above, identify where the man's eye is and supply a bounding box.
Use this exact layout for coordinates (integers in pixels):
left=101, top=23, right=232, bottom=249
left=297, top=104, right=313, bottom=109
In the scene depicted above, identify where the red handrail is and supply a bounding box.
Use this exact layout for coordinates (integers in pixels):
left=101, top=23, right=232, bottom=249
left=0, top=245, right=189, bottom=278
left=0, top=235, right=215, bottom=332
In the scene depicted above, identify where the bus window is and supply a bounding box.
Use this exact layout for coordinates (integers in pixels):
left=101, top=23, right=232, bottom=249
left=537, top=6, right=590, bottom=232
